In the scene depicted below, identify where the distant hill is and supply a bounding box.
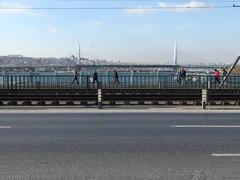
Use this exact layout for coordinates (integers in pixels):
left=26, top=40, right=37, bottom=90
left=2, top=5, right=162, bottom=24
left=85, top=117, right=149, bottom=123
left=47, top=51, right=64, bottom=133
left=0, top=56, right=111, bottom=67
left=231, top=67, right=240, bottom=74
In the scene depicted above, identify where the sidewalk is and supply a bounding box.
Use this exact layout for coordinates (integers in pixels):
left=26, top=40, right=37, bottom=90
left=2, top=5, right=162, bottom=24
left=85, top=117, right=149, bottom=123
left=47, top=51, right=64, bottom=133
left=0, top=105, right=240, bottom=113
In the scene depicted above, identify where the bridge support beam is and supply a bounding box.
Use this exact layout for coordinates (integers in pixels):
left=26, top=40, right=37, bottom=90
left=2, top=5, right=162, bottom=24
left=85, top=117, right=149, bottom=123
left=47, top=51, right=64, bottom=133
left=98, top=88, right=102, bottom=109
left=202, top=89, right=208, bottom=109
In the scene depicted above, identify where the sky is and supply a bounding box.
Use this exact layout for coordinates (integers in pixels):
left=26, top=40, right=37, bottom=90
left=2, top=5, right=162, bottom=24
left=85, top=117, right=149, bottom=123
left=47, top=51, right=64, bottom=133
left=0, top=0, right=240, bottom=64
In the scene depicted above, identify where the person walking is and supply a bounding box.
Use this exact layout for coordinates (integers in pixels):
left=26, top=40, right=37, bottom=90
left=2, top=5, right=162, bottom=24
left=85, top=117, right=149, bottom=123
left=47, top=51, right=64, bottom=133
left=93, top=70, right=98, bottom=86
left=214, top=69, right=221, bottom=84
left=114, top=70, right=120, bottom=84
left=71, top=67, right=79, bottom=85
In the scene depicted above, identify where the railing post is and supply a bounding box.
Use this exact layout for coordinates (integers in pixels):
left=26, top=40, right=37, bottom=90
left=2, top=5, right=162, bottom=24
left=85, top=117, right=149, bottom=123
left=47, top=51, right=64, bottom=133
left=207, top=76, right=211, bottom=89
left=14, top=76, right=17, bottom=89
left=19, top=76, right=21, bottom=89
left=130, top=71, right=133, bottom=86
left=79, top=71, right=83, bottom=87
left=10, top=76, right=13, bottom=89
left=86, top=75, right=89, bottom=89
left=202, top=89, right=208, bottom=109
left=5, top=75, right=8, bottom=89
left=105, top=71, right=108, bottom=89
left=124, top=75, right=127, bottom=88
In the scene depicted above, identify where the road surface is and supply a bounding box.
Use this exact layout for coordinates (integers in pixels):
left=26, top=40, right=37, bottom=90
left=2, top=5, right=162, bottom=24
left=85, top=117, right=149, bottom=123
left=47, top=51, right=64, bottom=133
left=0, top=112, right=240, bottom=180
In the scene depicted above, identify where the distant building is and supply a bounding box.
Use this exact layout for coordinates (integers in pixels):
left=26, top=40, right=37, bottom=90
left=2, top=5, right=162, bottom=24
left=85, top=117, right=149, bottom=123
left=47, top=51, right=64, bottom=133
left=7, top=55, right=23, bottom=58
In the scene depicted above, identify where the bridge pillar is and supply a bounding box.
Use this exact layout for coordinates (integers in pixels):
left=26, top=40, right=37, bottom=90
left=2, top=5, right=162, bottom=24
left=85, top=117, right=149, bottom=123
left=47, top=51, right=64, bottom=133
left=202, top=89, right=208, bottom=109
left=98, top=88, right=102, bottom=109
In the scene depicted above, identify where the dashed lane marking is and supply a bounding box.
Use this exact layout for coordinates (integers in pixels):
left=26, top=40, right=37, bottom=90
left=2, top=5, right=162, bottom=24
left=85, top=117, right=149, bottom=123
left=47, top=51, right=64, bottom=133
left=171, top=125, right=240, bottom=128
left=0, top=126, right=12, bottom=129
left=212, top=154, right=240, bottom=157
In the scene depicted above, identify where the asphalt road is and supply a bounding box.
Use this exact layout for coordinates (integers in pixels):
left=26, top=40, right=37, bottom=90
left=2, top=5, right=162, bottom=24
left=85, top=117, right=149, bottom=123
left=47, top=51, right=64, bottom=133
left=0, top=112, right=240, bottom=180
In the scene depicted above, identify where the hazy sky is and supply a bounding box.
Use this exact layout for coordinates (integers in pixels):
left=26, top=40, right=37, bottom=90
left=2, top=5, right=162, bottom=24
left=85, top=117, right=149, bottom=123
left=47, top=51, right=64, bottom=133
left=0, top=0, right=239, bottom=64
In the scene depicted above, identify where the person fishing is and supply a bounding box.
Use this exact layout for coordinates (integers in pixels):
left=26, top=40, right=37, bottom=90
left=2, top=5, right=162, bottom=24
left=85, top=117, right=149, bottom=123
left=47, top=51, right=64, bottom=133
left=177, top=68, right=186, bottom=84
left=180, top=68, right=186, bottom=80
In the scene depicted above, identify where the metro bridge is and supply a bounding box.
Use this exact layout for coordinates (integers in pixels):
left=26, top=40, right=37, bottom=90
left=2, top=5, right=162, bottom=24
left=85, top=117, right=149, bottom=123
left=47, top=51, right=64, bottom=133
left=0, top=73, right=240, bottom=106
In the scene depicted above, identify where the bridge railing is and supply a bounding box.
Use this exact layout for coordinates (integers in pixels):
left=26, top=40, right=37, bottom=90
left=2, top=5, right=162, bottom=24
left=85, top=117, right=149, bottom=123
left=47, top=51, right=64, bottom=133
left=0, top=74, right=240, bottom=89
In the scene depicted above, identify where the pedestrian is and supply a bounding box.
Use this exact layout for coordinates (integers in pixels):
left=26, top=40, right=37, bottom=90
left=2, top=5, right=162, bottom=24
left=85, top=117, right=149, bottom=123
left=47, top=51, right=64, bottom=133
left=178, top=68, right=186, bottom=84
left=93, top=70, right=98, bottom=86
left=222, top=68, right=227, bottom=77
left=71, top=66, right=79, bottom=84
left=180, top=68, right=186, bottom=79
left=214, top=69, right=221, bottom=84
left=114, top=69, right=120, bottom=84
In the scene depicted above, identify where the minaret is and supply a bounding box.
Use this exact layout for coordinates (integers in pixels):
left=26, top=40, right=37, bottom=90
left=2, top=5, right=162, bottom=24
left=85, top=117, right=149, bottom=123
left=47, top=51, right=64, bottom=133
left=76, top=41, right=81, bottom=71
left=174, top=41, right=177, bottom=66
left=77, top=41, right=81, bottom=65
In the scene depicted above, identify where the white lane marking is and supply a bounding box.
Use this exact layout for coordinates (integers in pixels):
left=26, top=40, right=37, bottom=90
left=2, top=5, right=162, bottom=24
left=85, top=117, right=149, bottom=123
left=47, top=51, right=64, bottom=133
left=0, top=126, right=12, bottom=129
left=212, top=154, right=240, bottom=157
left=171, top=125, right=240, bottom=128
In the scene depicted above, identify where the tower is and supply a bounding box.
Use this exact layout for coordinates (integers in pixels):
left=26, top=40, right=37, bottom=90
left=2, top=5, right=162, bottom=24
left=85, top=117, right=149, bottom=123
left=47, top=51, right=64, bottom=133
left=76, top=41, right=81, bottom=65
left=76, top=41, right=81, bottom=71
left=174, top=41, right=177, bottom=66
left=78, top=41, right=81, bottom=65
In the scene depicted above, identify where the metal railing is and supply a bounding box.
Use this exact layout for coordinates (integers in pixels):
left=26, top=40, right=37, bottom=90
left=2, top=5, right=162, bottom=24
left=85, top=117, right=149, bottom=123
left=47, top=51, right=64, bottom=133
left=0, top=74, right=240, bottom=90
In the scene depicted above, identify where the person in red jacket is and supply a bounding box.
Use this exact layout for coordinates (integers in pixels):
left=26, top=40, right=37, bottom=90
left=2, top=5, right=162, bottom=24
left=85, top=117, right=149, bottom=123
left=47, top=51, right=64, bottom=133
left=214, top=69, right=221, bottom=84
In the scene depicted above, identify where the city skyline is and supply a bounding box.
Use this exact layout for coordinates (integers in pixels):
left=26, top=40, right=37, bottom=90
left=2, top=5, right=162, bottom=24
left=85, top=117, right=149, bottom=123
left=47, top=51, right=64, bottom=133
left=0, top=0, right=239, bottom=64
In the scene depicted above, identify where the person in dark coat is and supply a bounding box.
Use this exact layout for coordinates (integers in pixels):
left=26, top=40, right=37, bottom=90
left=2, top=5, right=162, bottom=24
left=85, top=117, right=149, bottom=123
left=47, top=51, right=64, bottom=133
left=114, top=70, right=120, bottom=84
left=222, top=68, right=227, bottom=77
left=71, top=67, right=79, bottom=84
left=93, top=70, right=98, bottom=86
